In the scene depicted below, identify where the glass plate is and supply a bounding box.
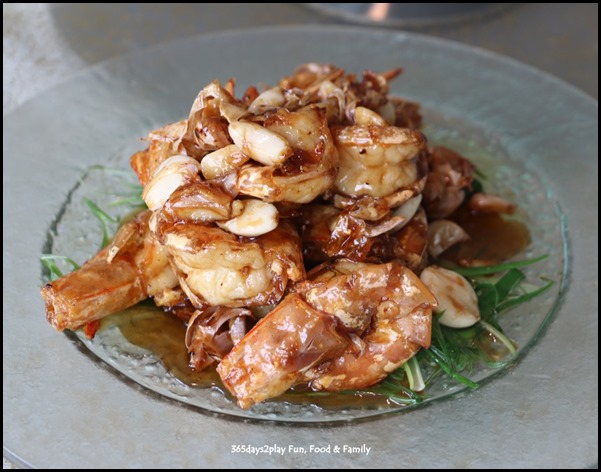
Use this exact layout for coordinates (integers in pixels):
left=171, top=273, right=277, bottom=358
left=4, top=26, right=598, bottom=468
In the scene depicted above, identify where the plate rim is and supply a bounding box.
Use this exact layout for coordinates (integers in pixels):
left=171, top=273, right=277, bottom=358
left=4, top=24, right=598, bottom=119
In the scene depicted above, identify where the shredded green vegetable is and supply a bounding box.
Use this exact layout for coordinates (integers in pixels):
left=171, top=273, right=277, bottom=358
left=84, top=198, right=119, bottom=249
left=41, top=166, right=146, bottom=281
left=366, top=368, right=424, bottom=405
left=347, top=257, right=554, bottom=403
left=40, top=255, right=80, bottom=281
left=402, top=356, right=426, bottom=392
left=446, top=254, right=549, bottom=276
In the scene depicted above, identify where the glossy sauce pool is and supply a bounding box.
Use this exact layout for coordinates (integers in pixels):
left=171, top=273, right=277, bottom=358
left=109, top=307, right=400, bottom=409
left=443, top=205, right=530, bottom=264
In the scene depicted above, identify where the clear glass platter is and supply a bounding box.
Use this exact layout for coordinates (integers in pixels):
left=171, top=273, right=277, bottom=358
left=3, top=26, right=597, bottom=468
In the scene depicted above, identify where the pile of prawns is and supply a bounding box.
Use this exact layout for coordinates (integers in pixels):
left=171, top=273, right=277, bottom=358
left=42, top=64, right=514, bottom=409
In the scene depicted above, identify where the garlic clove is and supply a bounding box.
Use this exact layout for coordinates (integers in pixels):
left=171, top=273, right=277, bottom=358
left=142, top=155, right=201, bottom=211
left=228, top=121, right=292, bottom=166
left=427, top=219, right=470, bottom=258
left=248, top=87, right=285, bottom=114
left=217, top=199, right=279, bottom=237
left=354, top=106, right=387, bottom=126
left=200, top=144, right=249, bottom=180
left=420, top=266, right=480, bottom=328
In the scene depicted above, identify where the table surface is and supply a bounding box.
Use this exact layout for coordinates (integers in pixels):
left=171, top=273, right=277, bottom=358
left=3, top=3, right=598, bottom=116
left=3, top=3, right=598, bottom=468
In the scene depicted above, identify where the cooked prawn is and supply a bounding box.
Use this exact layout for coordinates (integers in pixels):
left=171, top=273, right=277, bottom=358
left=333, top=124, right=426, bottom=198
left=216, top=260, right=436, bottom=407
left=217, top=293, right=349, bottom=409
left=152, top=219, right=304, bottom=308
left=41, top=211, right=178, bottom=331
left=330, top=153, right=428, bottom=221
left=298, top=261, right=436, bottom=391
left=236, top=106, right=338, bottom=204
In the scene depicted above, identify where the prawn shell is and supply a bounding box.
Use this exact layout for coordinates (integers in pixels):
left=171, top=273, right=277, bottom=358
left=217, top=293, right=349, bottom=409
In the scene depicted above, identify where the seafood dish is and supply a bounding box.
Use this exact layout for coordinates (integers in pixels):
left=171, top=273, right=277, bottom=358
left=41, top=64, right=541, bottom=409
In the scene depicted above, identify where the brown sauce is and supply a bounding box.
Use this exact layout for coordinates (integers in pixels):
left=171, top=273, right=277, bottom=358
left=106, top=306, right=403, bottom=409
left=107, top=307, right=221, bottom=388
left=443, top=205, right=531, bottom=264
left=477, top=331, right=515, bottom=362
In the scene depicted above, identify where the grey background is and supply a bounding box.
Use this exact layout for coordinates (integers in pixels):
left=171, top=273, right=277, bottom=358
left=3, top=3, right=598, bottom=116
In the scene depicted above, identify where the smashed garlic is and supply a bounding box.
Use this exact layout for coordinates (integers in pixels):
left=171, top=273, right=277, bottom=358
left=427, top=219, right=470, bottom=258
left=217, top=199, right=279, bottom=237
left=228, top=121, right=292, bottom=166
left=219, top=102, right=248, bottom=123
left=420, top=266, right=480, bottom=328
left=142, top=155, right=201, bottom=211
left=248, top=87, right=285, bottom=114
left=200, top=144, right=249, bottom=180
left=354, top=106, right=387, bottom=126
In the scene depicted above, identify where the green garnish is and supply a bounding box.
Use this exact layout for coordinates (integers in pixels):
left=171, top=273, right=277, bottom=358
left=42, top=166, right=146, bottom=282
left=479, top=320, right=516, bottom=356
left=496, top=280, right=554, bottom=313
left=403, top=356, right=426, bottom=392
left=422, top=347, right=480, bottom=389
left=495, top=268, right=526, bottom=300
left=108, top=183, right=145, bottom=209
left=366, top=368, right=424, bottom=405
left=108, top=194, right=145, bottom=208
left=84, top=198, right=120, bottom=249
left=40, top=255, right=80, bottom=281
left=446, top=254, right=549, bottom=276
left=347, top=256, right=553, bottom=403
